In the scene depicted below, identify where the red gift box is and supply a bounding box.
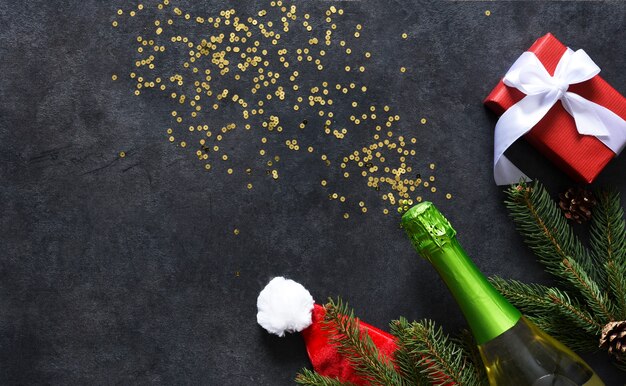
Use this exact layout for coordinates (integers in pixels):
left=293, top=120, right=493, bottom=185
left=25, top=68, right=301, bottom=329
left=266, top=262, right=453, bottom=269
left=484, top=33, right=626, bottom=183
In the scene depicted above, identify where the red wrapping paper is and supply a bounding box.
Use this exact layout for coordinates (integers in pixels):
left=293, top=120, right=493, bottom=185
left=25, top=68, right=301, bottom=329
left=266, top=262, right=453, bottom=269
left=484, top=33, right=626, bottom=183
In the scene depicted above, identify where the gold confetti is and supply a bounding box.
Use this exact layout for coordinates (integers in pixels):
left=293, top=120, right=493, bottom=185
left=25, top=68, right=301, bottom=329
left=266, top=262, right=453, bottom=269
left=119, top=151, right=126, bottom=158
left=485, top=10, right=491, bottom=16
left=112, top=3, right=448, bottom=220
left=233, top=228, right=240, bottom=235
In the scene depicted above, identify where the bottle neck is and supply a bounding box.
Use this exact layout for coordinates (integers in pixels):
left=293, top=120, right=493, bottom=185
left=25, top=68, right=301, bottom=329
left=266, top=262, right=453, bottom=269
left=425, top=237, right=521, bottom=345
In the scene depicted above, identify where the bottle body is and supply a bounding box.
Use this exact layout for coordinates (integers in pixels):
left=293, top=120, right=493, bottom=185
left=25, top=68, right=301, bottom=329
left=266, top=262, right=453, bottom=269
left=401, top=202, right=604, bottom=386
left=479, top=317, right=602, bottom=386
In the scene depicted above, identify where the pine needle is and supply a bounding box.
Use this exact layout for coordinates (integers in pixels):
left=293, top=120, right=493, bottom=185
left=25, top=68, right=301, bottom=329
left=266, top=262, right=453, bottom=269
left=504, top=182, right=598, bottom=285
left=323, top=298, right=406, bottom=386
left=391, top=318, right=436, bottom=386
left=392, top=318, right=484, bottom=386
left=490, top=277, right=602, bottom=343
left=590, top=189, right=626, bottom=319
left=295, top=368, right=356, bottom=386
left=489, top=277, right=556, bottom=314
left=559, top=256, right=616, bottom=323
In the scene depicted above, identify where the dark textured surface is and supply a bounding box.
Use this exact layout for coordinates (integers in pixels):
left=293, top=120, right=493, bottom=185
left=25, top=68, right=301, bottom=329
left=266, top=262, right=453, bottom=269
left=1, top=1, right=625, bottom=384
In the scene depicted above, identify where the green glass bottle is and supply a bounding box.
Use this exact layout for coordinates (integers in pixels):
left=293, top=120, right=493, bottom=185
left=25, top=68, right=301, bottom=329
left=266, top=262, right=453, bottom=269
left=401, top=202, right=604, bottom=386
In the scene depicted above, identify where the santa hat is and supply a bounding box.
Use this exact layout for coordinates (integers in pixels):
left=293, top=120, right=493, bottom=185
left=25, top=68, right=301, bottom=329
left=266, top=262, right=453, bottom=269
left=256, top=277, right=397, bottom=384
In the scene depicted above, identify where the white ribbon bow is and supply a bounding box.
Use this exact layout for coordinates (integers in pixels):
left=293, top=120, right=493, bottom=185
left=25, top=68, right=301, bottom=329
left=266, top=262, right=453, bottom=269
left=493, top=48, right=626, bottom=185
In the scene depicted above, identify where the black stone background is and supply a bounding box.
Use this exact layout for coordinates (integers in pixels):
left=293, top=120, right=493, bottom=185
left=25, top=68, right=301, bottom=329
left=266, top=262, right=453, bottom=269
left=1, top=0, right=625, bottom=384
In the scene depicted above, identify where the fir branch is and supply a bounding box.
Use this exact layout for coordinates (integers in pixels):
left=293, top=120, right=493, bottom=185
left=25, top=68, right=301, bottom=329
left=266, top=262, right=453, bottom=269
left=590, top=189, right=626, bottom=319
left=559, top=256, right=616, bottom=323
left=545, top=287, right=603, bottom=335
left=489, top=276, right=599, bottom=331
left=490, top=277, right=601, bottom=349
left=505, top=182, right=598, bottom=285
left=489, top=276, right=556, bottom=314
left=295, top=368, right=356, bottom=386
left=390, top=318, right=435, bottom=386
left=454, top=329, right=488, bottom=384
left=605, top=260, right=626, bottom=320
left=392, top=318, right=484, bottom=386
left=323, top=298, right=406, bottom=386
left=523, top=314, right=598, bottom=353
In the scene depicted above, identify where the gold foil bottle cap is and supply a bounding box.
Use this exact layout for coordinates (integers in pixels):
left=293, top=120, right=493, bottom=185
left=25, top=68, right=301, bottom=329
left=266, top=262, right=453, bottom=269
left=401, top=201, right=456, bottom=256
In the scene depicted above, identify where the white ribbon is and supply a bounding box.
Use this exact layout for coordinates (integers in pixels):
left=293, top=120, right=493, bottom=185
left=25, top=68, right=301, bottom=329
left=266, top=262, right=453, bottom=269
left=493, top=48, right=626, bottom=185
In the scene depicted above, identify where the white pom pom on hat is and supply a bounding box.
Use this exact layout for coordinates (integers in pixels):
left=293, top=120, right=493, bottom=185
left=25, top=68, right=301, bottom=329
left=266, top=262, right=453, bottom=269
left=256, top=275, right=399, bottom=384
left=256, top=276, right=315, bottom=337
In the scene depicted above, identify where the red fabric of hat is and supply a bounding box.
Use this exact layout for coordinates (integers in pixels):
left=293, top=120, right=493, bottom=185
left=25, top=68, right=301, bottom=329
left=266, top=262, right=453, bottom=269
left=257, top=277, right=452, bottom=385
left=301, top=304, right=398, bottom=385
left=256, top=277, right=398, bottom=384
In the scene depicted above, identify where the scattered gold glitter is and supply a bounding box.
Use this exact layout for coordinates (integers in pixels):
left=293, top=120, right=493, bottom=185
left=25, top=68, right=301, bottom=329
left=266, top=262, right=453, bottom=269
left=421, top=118, right=427, bottom=124
left=343, top=213, right=349, bottom=219
left=233, top=228, right=240, bottom=235
left=485, top=10, right=491, bottom=16
left=119, top=151, right=126, bottom=158
left=112, top=2, right=450, bottom=220
left=446, top=193, right=452, bottom=199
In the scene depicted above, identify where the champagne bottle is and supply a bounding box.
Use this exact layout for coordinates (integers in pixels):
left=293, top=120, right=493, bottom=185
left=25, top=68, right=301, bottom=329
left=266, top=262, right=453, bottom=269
left=401, top=202, right=604, bottom=386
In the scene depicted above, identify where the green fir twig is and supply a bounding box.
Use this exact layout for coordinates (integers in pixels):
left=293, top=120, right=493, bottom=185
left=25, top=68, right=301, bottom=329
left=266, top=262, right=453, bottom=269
left=323, top=298, right=406, bottom=386
left=591, top=190, right=626, bottom=320
left=295, top=368, right=355, bottom=386
left=502, top=181, right=626, bottom=369
left=391, top=318, right=484, bottom=386
left=504, top=182, right=598, bottom=286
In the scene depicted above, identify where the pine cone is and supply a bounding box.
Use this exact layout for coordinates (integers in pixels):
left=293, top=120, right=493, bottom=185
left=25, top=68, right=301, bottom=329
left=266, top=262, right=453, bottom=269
left=558, top=187, right=596, bottom=224
left=599, top=321, right=626, bottom=362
